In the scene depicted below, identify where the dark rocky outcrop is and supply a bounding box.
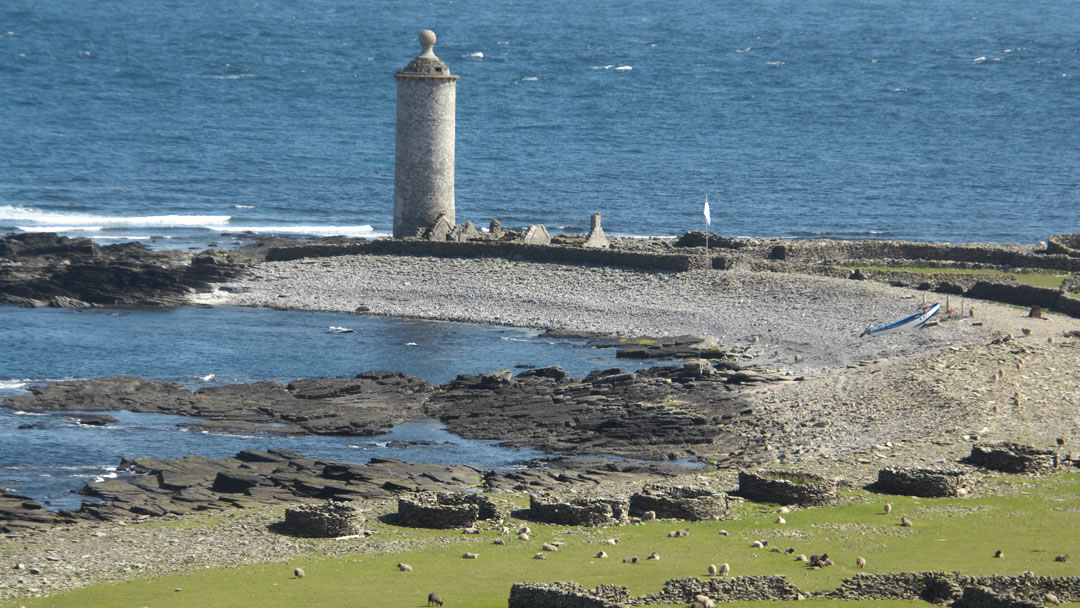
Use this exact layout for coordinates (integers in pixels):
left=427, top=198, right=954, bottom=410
left=0, top=232, right=247, bottom=308
left=873, top=467, right=977, bottom=498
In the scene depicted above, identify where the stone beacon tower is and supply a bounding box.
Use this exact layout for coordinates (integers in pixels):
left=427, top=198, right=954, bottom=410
left=393, top=30, right=459, bottom=239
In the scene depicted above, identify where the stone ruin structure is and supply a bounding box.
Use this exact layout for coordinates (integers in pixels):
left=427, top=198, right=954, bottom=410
left=283, top=501, right=364, bottom=537
left=874, top=466, right=977, bottom=498
left=396, top=491, right=502, bottom=529
left=527, top=493, right=629, bottom=527
left=967, top=442, right=1059, bottom=474
left=737, top=470, right=839, bottom=506
left=508, top=573, right=1080, bottom=607
left=1047, top=233, right=1080, bottom=257
left=628, top=484, right=728, bottom=521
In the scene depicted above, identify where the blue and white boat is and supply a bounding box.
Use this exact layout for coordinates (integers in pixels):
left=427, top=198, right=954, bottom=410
left=860, top=302, right=941, bottom=337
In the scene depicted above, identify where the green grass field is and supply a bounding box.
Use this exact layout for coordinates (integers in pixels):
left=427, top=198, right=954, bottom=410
left=5, top=472, right=1078, bottom=608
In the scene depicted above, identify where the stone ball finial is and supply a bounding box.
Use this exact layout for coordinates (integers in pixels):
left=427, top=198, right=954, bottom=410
left=419, top=30, right=437, bottom=58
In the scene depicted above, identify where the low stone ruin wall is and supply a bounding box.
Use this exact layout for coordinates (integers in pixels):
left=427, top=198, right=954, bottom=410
left=967, top=442, right=1059, bottom=474
left=874, top=467, right=977, bottom=498
left=527, top=494, right=629, bottom=527
left=510, top=574, right=1080, bottom=607
left=283, top=501, right=364, bottom=537
left=1047, top=234, right=1080, bottom=257
left=396, top=491, right=502, bottom=529
left=737, top=470, right=839, bottom=506
left=651, top=576, right=807, bottom=604
left=628, top=485, right=728, bottom=521
left=824, top=573, right=1080, bottom=604
left=508, top=582, right=628, bottom=608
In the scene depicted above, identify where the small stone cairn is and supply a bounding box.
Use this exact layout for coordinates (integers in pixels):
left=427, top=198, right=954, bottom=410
left=629, top=484, right=728, bottom=521
left=737, top=470, right=839, bottom=506
left=283, top=501, right=365, bottom=537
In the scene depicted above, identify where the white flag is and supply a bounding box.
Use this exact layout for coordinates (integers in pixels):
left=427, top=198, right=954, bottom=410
left=704, top=195, right=711, bottom=226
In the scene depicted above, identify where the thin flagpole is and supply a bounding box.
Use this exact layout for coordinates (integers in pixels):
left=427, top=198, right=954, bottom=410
left=704, top=193, right=710, bottom=255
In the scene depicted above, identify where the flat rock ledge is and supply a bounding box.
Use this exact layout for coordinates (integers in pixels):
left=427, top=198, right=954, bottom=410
left=0, top=451, right=693, bottom=533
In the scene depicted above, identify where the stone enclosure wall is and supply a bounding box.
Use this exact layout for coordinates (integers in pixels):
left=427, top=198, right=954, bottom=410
left=396, top=491, right=502, bottom=529
left=628, top=485, right=728, bottom=521
left=967, top=442, right=1060, bottom=474
left=737, top=470, right=839, bottom=506
left=283, top=501, right=364, bottom=537
left=874, top=467, right=977, bottom=498
left=509, top=574, right=1080, bottom=607
left=527, top=494, right=629, bottom=527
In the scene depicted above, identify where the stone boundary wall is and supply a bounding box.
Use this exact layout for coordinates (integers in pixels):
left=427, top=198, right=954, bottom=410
left=513, top=574, right=1080, bottom=607
left=628, top=485, right=728, bottom=521
left=825, top=573, right=1080, bottom=604
left=283, top=502, right=364, bottom=537
left=396, top=491, right=501, bottom=529
left=761, top=239, right=1080, bottom=271
left=651, top=576, right=807, bottom=604
left=508, top=582, right=628, bottom=608
left=527, top=494, right=629, bottom=527
left=967, top=442, right=1059, bottom=474
left=265, top=239, right=705, bottom=272
left=874, top=467, right=977, bottom=498
left=737, top=470, right=839, bottom=506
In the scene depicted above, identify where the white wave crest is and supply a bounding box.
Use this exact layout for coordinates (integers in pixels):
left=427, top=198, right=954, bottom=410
left=207, top=225, right=380, bottom=237
left=0, top=205, right=231, bottom=227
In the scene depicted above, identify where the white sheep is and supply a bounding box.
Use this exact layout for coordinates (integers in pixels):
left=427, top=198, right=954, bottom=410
left=293, top=567, right=305, bottom=579
left=856, top=556, right=866, bottom=568
left=462, top=552, right=479, bottom=559
left=707, top=564, right=718, bottom=576
left=397, top=563, right=413, bottom=572
left=596, top=551, right=608, bottom=559
left=718, top=563, right=730, bottom=576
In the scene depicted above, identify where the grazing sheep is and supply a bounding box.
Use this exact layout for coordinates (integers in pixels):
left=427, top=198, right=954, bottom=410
left=1054, top=554, right=1070, bottom=562
left=778, top=506, right=791, bottom=514
left=427, top=592, right=444, bottom=607
left=462, top=527, right=479, bottom=534
left=397, top=563, right=413, bottom=572
left=518, top=526, right=531, bottom=534
left=500, top=526, right=510, bottom=534
left=993, top=550, right=1004, bottom=558
left=622, top=556, right=638, bottom=563
left=647, top=552, right=660, bottom=560
left=776, top=516, right=786, bottom=524
left=809, top=553, right=833, bottom=568
left=796, top=554, right=808, bottom=562
left=642, top=510, right=656, bottom=521
left=596, top=551, right=608, bottom=559
left=541, top=543, right=558, bottom=552
left=462, top=552, right=479, bottom=559
left=751, top=540, right=765, bottom=549
left=856, top=556, right=866, bottom=569
left=694, top=593, right=717, bottom=608
left=785, top=548, right=795, bottom=554
left=884, top=503, right=892, bottom=514
left=707, top=564, right=718, bottom=576
left=692, top=601, right=706, bottom=608
left=532, top=552, right=547, bottom=560
left=293, top=567, right=305, bottom=579
left=668, top=529, right=690, bottom=538
left=901, top=516, right=913, bottom=527
left=718, top=529, right=729, bottom=536
left=518, top=533, right=531, bottom=541
left=493, top=538, right=505, bottom=545
left=603, top=538, right=620, bottom=546
left=1045, top=592, right=1062, bottom=606
left=717, top=563, right=730, bottom=576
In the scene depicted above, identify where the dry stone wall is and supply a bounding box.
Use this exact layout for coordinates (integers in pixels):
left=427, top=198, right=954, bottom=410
left=283, top=501, right=364, bottom=537
left=396, top=491, right=502, bottom=529
left=737, top=470, right=839, bottom=506
left=628, top=485, right=728, bottom=521
left=874, top=467, right=977, bottom=498
left=527, top=494, right=629, bottom=527
left=514, top=574, right=1080, bottom=606
left=967, top=442, right=1060, bottom=474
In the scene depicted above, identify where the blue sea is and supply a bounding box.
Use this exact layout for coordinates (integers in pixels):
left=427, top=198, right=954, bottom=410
left=1, top=0, right=1078, bottom=511
left=1, top=0, right=1077, bottom=247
